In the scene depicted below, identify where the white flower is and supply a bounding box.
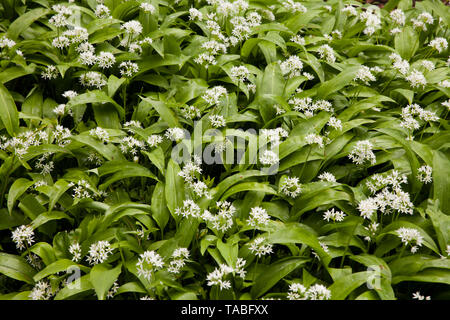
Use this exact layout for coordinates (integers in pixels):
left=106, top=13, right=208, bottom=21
left=29, top=281, right=53, bottom=300
left=318, top=172, right=336, bottom=182
left=290, top=35, right=305, bottom=45
left=63, top=27, right=89, bottom=44
left=317, top=44, right=336, bottom=63
left=80, top=72, right=106, bottom=89
left=230, top=65, right=250, bottom=82
left=52, top=36, right=70, bottom=49
left=396, top=227, right=424, bottom=252
left=53, top=104, right=66, bottom=116
left=189, top=8, right=203, bottom=21
left=175, top=200, right=201, bottom=218
left=147, top=135, right=163, bottom=148
left=323, top=208, right=346, bottom=222
left=62, top=90, right=78, bottom=99
left=327, top=116, right=342, bottom=130
left=76, top=42, right=95, bottom=54
left=417, top=165, right=432, bottom=184
left=411, top=12, right=434, bottom=31
left=97, top=51, right=115, bottom=69
left=209, top=115, right=226, bottom=128
left=89, top=127, right=109, bottom=143
left=136, top=250, right=164, bottom=281
left=280, top=176, right=302, bottom=198
left=140, top=2, right=155, bottom=14
left=69, top=242, right=82, bottom=262
left=390, top=27, right=402, bottom=35
left=412, top=291, right=431, bottom=300
left=206, top=264, right=233, bottom=290
left=439, top=80, right=450, bottom=88
left=354, top=66, right=376, bottom=84
left=0, top=36, right=16, bottom=49
left=41, top=65, right=59, bottom=80
left=86, top=240, right=113, bottom=265
left=280, top=55, right=303, bottom=78
left=247, top=206, right=270, bottom=228
left=95, top=4, right=111, bottom=18
left=260, top=128, right=289, bottom=146
left=358, top=198, right=378, bottom=219
left=259, top=150, right=279, bottom=166
left=307, top=284, right=331, bottom=300
left=420, top=60, right=435, bottom=71
left=429, top=38, right=448, bottom=53
left=121, top=20, right=143, bottom=35
left=202, top=86, right=228, bottom=105
left=249, top=237, right=273, bottom=257
left=190, top=180, right=211, bottom=199
left=342, top=4, right=357, bottom=16
left=406, top=69, right=427, bottom=88
left=202, top=201, right=235, bottom=232
left=305, top=133, right=324, bottom=148
left=390, top=9, right=405, bottom=25
left=348, top=140, right=376, bottom=165
left=119, top=61, right=139, bottom=77
left=390, top=54, right=410, bottom=76
left=119, top=136, right=145, bottom=156
left=165, top=127, right=185, bottom=141
left=285, top=0, right=307, bottom=13
left=360, top=9, right=381, bottom=35
left=11, top=225, right=35, bottom=250
left=168, top=248, right=190, bottom=274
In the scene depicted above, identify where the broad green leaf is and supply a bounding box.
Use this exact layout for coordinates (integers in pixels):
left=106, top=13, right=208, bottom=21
left=90, top=263, right=122, bottom=300
left=250, top=257, right=309, bottom=298
left=0, top=253, right=36, bottom=284
left=7, top=178, right=34, bottom=214
left=0, top=83, right=19, bottom=136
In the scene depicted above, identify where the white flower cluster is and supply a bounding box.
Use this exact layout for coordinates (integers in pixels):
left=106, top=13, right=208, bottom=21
left=168, top=248, right=190, bottom=274
left=195, top=40, right=228, bottom=67
left=0, top=129, right=48, bottom=159
left=202, top=201, right=236, bottom=232
left=89, top=127, right=110, bottom=143
left=175, top=199, right=202, bottom=218
left=260, top=128, right=289, bottom=147
left=287, top=283, right=331, bottom=300
left=68, top=179, right=94, bottom=199
left=390, top=9, right=405, bottom=25
left=412, top=291, right=431, bottom=300
left=389, top=53, right=410, bottom=76
left=396, top=227, right=423, bottom=253
left=323, top=208, right=346, bottom=222
left=279, top=55, right=303, bottom=78
left=249, top=237, right=273, bottom=257
left=86, top=240, right=113, bottom=265
left=202, top=86, right=228, bottom=105
left=354, top=66, right=376, bottom=84
left=209, top=115, right=226, bottom=128
left=119, top=136, right=146, bottom=156
left=406, top=69, right=427, bottom=89
left=359, top=171, right=414, bottom=219
left=411, top=12, right=434, bottom=31
left=318, top=171, right=336, bottom=182
left=417, top=165, right=432, bottom=184
left=119, top=61, right=139, bottom=77
left=400, top=104, right=439, bottom=139
left=69, top=242, right=82, bottom=262
left=348, top=140, right=376, bottom=165
left=136, top=250, right=164, bottom=281
left=80, top=71, right=107, bottom=88
left=317, top=44, right=336, bottom=64
left=49, top=4, right=72, bottom=28
left=206, top=258, right=246, bottom=290
left=11, top=225, right=35, bottom=250
left=359, top=8, right=381, bottom=35
left=247, top=206, right=270, bottom=228
left=279, top=176, right=302, bottom=198
left=284, top=0, right=307, bottom=13
left=29, top=281, right=54, bottom=300
left=259, top=150, right=279, bottom=166
left=305, top=133, right=324, bottom=148
left=429, top=38, right=448, bottom=53
left=289, top=97, right=333, bottom=118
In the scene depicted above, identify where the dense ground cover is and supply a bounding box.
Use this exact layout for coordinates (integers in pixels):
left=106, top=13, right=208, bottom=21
left=0, top=0, right=449, bottom=300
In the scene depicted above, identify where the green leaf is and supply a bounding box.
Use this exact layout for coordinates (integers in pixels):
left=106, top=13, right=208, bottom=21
left=67, top=90, right=124, bottom=119
left=151, top=182, right=170, bottom=231
left=98, top=160, right=158, bottom=190
left=250, top=257, right=309, bottom=298
left=165, top=159, right=185, bottom=217
left=140, top=96, right=180, bottom=128
left=90, top=263, right=122, bottom=300
left=394, top=26, right=419, bottom=60
left=7, top=178, right=34, bottom=214
left=316, top=66, right=360, bottom=99
left=34, top=259, right=88, bottom=282
left=54, top=275, right=93, bottom=300
left=328, top=271, right=373, bottom=300
left=7, top=8, right=50, bottom=40
left=0, top=83, right=19, bottom=136
left=0, top=253, right=36, bottom=284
